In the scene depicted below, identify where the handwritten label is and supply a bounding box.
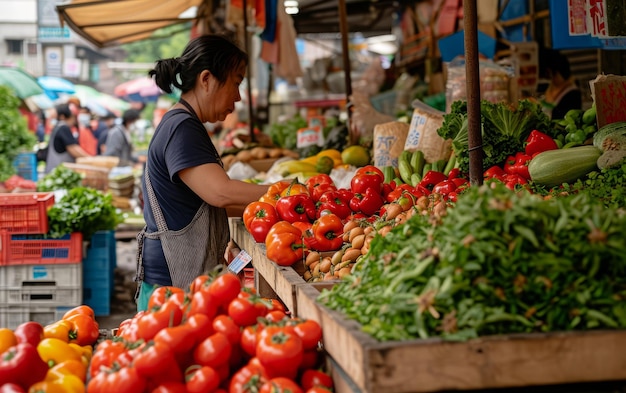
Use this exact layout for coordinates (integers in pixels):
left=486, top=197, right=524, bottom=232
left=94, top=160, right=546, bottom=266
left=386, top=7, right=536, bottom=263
left=296, top=126, right=324, bottom=148
left=228, top=250, right=252, bottom=274
left=587, top=0, right=607, bottom=37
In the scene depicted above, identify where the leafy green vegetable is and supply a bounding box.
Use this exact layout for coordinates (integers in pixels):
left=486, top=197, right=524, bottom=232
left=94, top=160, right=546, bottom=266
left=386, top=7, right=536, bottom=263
left=47, top=187, right=123, bottom=241
left=437, top=99, right=551, bottom=174
left=265, top=115, right=307, bottom=150
left=37, top=165, right=84, bottom=191
left=0, top=85, right=37, bottom=181
left=319, top=183, right=626, bottom=342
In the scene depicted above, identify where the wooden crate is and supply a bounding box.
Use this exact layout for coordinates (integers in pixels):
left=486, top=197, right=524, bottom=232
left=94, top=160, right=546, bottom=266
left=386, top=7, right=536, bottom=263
left=230, top=219, right=305, bottom=314
left=296, top=283, right=626, bottom=393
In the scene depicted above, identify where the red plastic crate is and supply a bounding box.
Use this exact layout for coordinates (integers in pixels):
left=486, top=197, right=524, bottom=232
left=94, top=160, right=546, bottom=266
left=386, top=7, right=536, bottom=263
left=0, top=231, right=83, bottom=266
left=0, top=193, right=55, bottom=234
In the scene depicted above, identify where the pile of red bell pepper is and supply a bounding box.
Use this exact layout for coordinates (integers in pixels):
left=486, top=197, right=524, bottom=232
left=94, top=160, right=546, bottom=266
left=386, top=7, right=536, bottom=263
left=483, top=129, right=558, bottom=190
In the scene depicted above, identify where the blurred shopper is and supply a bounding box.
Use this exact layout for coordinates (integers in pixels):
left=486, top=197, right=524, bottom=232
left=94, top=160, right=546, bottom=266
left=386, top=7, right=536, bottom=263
left=44, top=103, right=92, bottom=174
left=103, top=108, right=141, bottom=166
left=77, top=106, right=98, bottom=155
left=94, top=112, right=116, bottom=154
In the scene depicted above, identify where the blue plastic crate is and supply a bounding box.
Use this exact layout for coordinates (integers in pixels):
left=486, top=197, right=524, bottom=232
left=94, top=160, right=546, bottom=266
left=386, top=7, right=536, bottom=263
left=82, top=282, right=110, bottom=316
left=12, top=152, right=38, bottom=181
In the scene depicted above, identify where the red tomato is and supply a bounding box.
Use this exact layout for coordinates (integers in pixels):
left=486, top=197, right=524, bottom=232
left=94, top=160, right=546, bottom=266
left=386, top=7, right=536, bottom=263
left=256, top=327, right=303, bottom=380
left=185, top=366, right=220, bottom=393
left=153, top=324, right=196, bottom=356
left=151, top=381, right=187, bottom=393
left=300, top=369, right=334, bottom=391
left=89, top=340, right=128, bottom=378
left=188, top=290, right=219, bottom=320
left=212, top=315, right=241, bottom=346
left=240, top=325, right=261, bottom=357
left=193, top=332, right=232, bottom=369
left=208, top=274, right=241, bottom=306
left=266, top=299, right=287, bottom=314
left=259, top=377, right=303, bottom=393
left=147, top=286, right=185, bottom=309
left=186, top=314, right=214, bottom=345
left=135, top=301, right=183, bottom=342
left=229, top=364, right=268, bottom=393
left=292, top=319, right=322, bottom=350
left=87, top=365, right=147, bottom=393
left=228, top=297, right=264, bottom=327
left=265, top=310, right=288, bottom=323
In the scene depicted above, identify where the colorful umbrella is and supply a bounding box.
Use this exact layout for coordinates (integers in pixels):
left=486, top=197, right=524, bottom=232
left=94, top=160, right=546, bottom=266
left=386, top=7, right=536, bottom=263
left=37, top=76, right=76, bottom=100
left=0, top=66, right=44, bottom=99
left=71, top=85, right=131, bottom=117
left=114, top=77, right=163, bottom=103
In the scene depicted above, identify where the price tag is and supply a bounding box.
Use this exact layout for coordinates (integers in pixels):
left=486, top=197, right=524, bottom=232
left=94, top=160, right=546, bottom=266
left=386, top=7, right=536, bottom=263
left=228, top=250, right=252, bottom=274
left=296, top=126, right=324, bottom=149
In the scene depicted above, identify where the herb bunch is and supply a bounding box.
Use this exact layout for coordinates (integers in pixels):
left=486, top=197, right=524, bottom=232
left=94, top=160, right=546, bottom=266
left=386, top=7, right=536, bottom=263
left=319, top=183, right=626, bottom=341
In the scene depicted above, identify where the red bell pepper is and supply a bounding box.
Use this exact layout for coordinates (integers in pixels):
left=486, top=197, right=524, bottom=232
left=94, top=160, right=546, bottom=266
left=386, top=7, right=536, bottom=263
left=304, top=214, right=344, bottom=251
left=503, top=173, right=528, bottom=190
left=504, top=152, right=531, bottom=180
left=483, top=165, right=505, bottom=181
left=265, top=221, right=305, bottom=266
left=418, top=171, right=448, bottom=190
left=305, top=174, right=337, bottom=202
left=350, top=165, right=384, bottom=195
left=243, top=202, right=279, bottom=243
left=275, top=194, right=317, bottom=223
left=316, top=190, right=352, bottom=219
left=349, top=188, right=384, bottom=216
left=0, top=343, right=49, bottom=389
left=385, top=184, right=414, bottom=203
left=432, top=180, right=457, bottom=196
left=525, top=129, right=558, bottom=157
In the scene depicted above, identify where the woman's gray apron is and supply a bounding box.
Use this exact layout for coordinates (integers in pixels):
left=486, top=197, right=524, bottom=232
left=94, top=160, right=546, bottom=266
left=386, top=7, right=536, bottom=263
left=135, top=164, right=230, bottom=292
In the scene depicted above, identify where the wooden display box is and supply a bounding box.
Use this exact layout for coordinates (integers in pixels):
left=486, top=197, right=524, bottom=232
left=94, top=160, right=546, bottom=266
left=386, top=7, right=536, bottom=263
left=231, top=219, right=304, bottom=314
left=296, top=283, right=626, bottom=393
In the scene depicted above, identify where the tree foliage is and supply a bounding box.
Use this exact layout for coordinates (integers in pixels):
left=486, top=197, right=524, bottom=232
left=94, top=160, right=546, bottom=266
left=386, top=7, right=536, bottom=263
left=122, top=24, right=192, bottom=64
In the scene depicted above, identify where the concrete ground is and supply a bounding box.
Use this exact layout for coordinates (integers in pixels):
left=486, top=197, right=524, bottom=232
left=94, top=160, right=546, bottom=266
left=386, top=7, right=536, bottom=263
left=95, top=239, right=139, bottom=330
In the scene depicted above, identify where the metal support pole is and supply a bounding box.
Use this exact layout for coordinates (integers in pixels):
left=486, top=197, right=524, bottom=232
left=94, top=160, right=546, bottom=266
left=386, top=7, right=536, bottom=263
left=338, top=0, right=352, bottom=121
left=463, top=0, right=483, bottom=185
left=243, top=0, right=256, bottom=142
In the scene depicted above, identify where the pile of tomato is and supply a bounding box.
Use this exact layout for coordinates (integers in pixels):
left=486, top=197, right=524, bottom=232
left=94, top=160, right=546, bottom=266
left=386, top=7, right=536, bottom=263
left=0, top=305, right=100, bottom=392
left=87, top=273, right=333, bottom=393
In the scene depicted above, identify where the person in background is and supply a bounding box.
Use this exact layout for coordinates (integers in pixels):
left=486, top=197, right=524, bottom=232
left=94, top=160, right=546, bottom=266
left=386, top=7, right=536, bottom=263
left=94, top=112, right=117, bottom=154
left=135, top=34, right=270, bottom=311
left=77, top=106, right=98, bottom=156
left=35, top=110, right=46, bottom=143
left=103, top=109, right=141, bottom=167
left=540, top=49, right=582, bottom=120
left=44, top=103, right=92, bottom=174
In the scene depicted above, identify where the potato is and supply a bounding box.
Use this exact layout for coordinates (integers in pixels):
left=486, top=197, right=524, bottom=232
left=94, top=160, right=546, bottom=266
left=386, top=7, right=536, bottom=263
left=236, top=149, right=253, bottom=162
left=268, top=148, right=284, bottom=158
left=250, top=147, right=268, bottom=160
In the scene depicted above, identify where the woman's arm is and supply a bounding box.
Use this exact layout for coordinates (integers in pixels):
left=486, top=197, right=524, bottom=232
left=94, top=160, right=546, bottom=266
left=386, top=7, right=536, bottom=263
left=179, top=163, right=269, bottom=208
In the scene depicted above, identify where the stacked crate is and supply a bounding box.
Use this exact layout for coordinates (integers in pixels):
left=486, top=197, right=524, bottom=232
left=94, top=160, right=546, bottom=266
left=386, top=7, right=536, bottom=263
left=82, top=230, right=116, bottom=316
left=0, top=193, right=83, bottom=329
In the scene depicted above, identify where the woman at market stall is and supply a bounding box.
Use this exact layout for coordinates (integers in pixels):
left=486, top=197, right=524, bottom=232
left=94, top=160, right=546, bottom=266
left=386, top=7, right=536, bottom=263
left=135, top=34, right=269, bottom=311
left=540, top=49, right=582, bottom=120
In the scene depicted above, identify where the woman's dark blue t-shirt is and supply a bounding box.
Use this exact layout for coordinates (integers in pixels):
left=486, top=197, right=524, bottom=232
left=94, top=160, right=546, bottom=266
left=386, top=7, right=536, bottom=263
left=141, top=109, right=221, bottom=286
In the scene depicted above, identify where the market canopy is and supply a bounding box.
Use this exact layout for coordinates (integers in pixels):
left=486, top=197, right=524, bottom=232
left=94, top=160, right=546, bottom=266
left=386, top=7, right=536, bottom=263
left=56, top=0, right=396, bottom=48
left=37, top=76, right=76, bottom=100
left=0, top=67, right=45, bottom=99
left=56, top=0, right=202, bottom=47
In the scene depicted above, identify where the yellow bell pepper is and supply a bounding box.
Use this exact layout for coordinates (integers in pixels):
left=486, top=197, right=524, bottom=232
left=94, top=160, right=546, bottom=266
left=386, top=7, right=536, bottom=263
left=43, top=320, right=73, bottom=342
left=69, top=343, right=93, bottom=365
left=0, top=328, right=17, bottom=354
left=45, top=359, right=87, bottom=383
left=30, top=374, right=85, bottom=393
left=37, top=338, right=81, bottom=367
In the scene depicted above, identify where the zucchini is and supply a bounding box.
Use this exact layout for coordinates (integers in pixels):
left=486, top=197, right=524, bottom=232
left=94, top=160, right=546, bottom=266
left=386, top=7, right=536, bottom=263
left=528, top=145, right=601, bottom=188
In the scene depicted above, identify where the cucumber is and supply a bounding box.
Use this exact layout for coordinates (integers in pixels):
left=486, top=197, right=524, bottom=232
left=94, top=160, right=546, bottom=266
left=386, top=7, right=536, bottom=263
left=410, top=150, right=425, bottom=177
left=528, top=145, right=601, bottom=188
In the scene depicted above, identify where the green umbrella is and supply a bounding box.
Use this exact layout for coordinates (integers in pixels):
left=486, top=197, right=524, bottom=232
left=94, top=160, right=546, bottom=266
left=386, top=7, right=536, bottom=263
left=0, top=66, right=44, bottom=99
